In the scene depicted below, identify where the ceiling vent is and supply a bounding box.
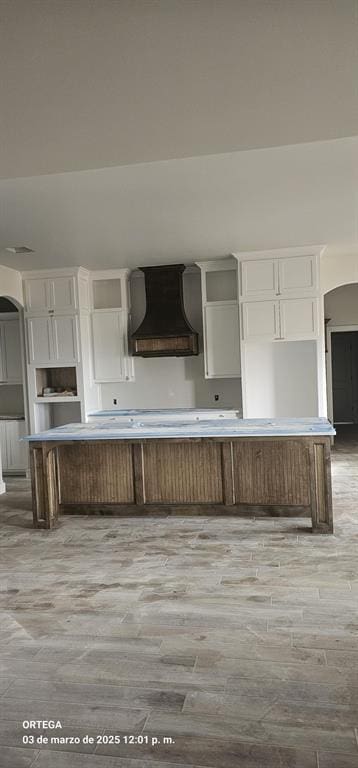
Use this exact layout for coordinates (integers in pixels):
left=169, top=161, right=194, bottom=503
left=131, top=264, right=199, bottom=357
left=5, top=246, right=35, bottom=254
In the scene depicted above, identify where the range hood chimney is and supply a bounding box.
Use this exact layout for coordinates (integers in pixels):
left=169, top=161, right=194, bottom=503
left=131, top=264, right=199, bottom=357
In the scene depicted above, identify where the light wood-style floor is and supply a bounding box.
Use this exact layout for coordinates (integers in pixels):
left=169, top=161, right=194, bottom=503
left=0, top=428, right=358, bottom=768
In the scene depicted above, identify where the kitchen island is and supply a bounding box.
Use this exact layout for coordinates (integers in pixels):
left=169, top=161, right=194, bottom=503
left=26, top=415, right=335, bottom=533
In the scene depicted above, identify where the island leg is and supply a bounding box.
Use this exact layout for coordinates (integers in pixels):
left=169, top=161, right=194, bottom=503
left=30, top=442, right=60, bottom=529
left=309, top=438, right=333, bottom=534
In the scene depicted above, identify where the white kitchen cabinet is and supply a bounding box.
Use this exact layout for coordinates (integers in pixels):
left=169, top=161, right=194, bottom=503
left=92, top=310, right=132, bottom=382
left=27, top=315, right=79, bottom=365
left=280, top=298, right=318, bottom=340
left=0, top=420, right=27, bottom=474
left=0, top=318, right=22, bottom=384
left=196, top=258, right=241, bottom=379
left=242, top=298, right=319, bottom=342
left=242, top=300, right=279, bottom=341
left=24, top=278, right=49, bottom=313
left=52, top=315, right=79, bottom=363
left=240, top=259, right=277, bottom=299
left=204, top=304, right=241, bottom=377
left=24, top=275, right=77, bottom=314
left=239, top=252, right=318, bottom=300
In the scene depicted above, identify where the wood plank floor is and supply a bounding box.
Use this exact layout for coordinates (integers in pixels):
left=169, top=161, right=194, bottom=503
left=0, top=428, right=358, bottom=768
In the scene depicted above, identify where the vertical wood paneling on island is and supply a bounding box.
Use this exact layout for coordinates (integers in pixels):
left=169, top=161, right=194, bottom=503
left=141, top=441, right=223, bottom=503
left=58, top=442, right=134, bottom=504
left=232, top=440, right=310, bottom=506
left=309, top=439, right=333, bottom=533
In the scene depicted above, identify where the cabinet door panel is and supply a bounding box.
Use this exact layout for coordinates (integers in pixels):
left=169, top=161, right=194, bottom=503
left=240, top=259, right=277, bottom=298
left=2, top=321, right=22, bottom=382
left=279, top=255, right=316, bottom=295
left=52, top=316, right=79, bottom=363
left=27, top=317, right=53, bottom=364
left=92, top=312, right=125, bottom=381
left=49, top=277, right=77, bottom=312
left=242, top=301, right=279, bottom=341
left=5, top=421, right=27, bottom=472
left=280, top=298, right=318, bottom=340
left=24, top=278, right=49, bottom=312
left=204, top=304, right=241, bottom=377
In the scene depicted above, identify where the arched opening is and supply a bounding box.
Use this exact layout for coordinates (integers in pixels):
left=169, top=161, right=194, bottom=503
left=0, top=294, right=29, bottom=493
left=324, top=282, right=358, bottom=444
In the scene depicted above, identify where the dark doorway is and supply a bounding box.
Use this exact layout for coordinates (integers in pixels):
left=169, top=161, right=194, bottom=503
left=331, top=331, right=358, bottom=424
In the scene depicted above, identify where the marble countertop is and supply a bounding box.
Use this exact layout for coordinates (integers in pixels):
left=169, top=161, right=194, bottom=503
left=25, top=417, right=335, bottom=442
left=88, top=408, right=240, bottom=421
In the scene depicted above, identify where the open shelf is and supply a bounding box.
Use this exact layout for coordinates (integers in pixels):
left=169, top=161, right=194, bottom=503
left=35, top=367, right=77, bottom=398
left=35, top=396, right=80, bottom=404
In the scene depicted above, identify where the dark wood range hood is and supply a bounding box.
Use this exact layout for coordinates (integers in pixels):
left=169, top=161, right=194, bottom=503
left=131, top=264, right=199, bottom=357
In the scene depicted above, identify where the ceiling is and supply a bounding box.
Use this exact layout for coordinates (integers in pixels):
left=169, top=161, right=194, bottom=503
left=0, top=137, right=357, bottom=271
left=0, top=1, right=357, bottom=273
left=0, top=0, right=357, bottom=178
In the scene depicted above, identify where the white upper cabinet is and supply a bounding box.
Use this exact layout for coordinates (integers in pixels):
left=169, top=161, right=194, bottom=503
left=26, top=315, right=79, bottom=365
left=92, top=311, right=126, bottom=382
left=196, top=258, right=241, bottom=378
left=240, top=259, right=276, bottom=299
left=49, top=276, right=77, bottom=312
left=23, top=270, right=87, bottom=315
left=238, top=250, right=318, bottom=300
left=278, top=255, right=317, bottom=296
left=91, top=269, right=134, bottom=382
left=235, top=247, right=322, bottom=343
left=24, top=278, right=49, bottom=313
left=27, top=317, right=53, bottom=365
left=52, top=315, right=79, bottom=364
left=242, top=298, right=319, bottom=342
left=242, top=301, right=279, bottom=342
left=0, top=318, right=22, bottom=383
left=204, top=304, right=241, bottom=378
left=280, top=298, right=318, bottom=340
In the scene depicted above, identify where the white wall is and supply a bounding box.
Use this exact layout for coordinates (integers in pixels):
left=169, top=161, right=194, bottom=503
left=324, top=283, right=358, bottom=326
left=321, top=248, right=358, bottom=295
left=243, top=341, right=319, bottom=418
left=0, top=265, right=23, bottom=306
left=100, top=271, right=242, bottom=410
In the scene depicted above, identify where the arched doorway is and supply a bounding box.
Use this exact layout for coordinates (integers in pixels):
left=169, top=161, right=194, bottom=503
left=0, top=293, right=29, bottom=492
left=324, top=283, right=358, bottom=438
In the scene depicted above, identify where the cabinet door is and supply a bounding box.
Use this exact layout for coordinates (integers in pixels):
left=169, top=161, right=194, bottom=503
left=5, top=421, right=27, bottom=472
left=0, top=423, right=7, bottom=471
left=280, top=298, right=318, bottom=340
left=240, top=259, right=277, bottom=298
left=52, top=315, right=79, bottom=363
left=242, top=300, right=280, bottom=341
left=204, top=304, right=241, bottom=378
left=24, top=278, right=49, bottom=312
left=278, top=255, right=317, bottom=296
left=27, top=317, right=53, bottom=364
left=92, top=311, right=126, bottom=381
left=2, top=321, right=22, bottom=382
left=49, top=276, right=77, bottom=312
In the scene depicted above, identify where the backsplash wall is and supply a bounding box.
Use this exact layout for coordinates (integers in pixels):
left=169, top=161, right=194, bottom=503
left=100, top=270, right=242, bottom=410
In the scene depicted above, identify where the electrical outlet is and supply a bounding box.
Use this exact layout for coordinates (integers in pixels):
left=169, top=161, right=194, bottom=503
left=214, top=394, right=219, bottom=401
left=113, top=398, right=117, bottom=405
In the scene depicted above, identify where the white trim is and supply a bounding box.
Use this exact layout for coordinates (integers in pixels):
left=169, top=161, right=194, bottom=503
left=0, top=481, right=5, bottom=494
left=232, top=244, right=326, bottom=261
left=326, top=324, right=358, bottom=424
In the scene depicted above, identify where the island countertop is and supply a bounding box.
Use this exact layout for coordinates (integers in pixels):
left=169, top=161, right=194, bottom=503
left=25, top=416, right=335, bottom=442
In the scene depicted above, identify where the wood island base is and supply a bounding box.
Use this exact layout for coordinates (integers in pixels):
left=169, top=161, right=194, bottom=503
left=29, top=435, right=333, bottom=533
